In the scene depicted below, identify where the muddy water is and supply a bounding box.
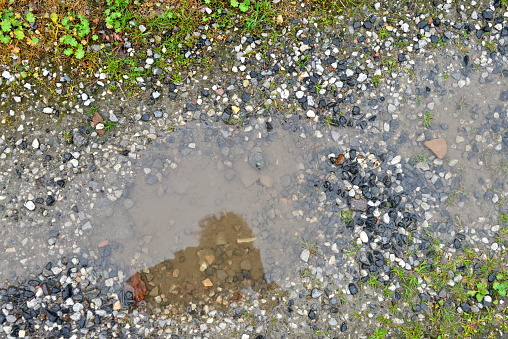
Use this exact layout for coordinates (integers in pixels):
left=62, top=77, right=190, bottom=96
left=92, top=124, right=316, bottom=287
left=396, top=52, right=508, bottom=236
left=126, top=212, right=279, bottom=312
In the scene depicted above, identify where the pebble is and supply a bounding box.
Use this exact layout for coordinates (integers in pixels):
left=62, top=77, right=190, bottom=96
left=300, top=249, right=310, bottom=263
left=359, top=231, right=369, bottom=243
left=24, top=201, right=35, bottom=211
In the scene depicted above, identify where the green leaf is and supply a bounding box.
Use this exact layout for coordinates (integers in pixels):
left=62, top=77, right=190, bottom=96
left=26, top=12, right=36, bottom=23
left=20, top=71, right=27, bottom=78
left=476, top=294, right=483, bottom=302
left=14, top=30, right=25, bottom=39
left=466, top=291, right=477, bottom=296
left=239, top=1, right=249, bottom=12
left=30, top=37, right=39, bottom=44
left=1, top=20, right=12, bottom=32
left=75, top=45, right=85, bottom=59
left=63, top=48, right=74, bottom=56
left=230, top=0, right=239, bottom=7
left=92, top=34, right=98, bottom=41
left=61, top=35, right=78, bottom=46
left=0, top=34, right=10, bottom=43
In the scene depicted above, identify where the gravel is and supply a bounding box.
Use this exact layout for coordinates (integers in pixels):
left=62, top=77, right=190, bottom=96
left=0, top=0, right=507, bottom=337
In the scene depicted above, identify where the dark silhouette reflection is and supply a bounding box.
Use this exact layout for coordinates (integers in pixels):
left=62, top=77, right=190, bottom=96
left=124, top=212, right=278, bottom=311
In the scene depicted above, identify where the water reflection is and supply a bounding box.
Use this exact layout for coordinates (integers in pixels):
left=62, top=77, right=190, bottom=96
left=124, top=212, right=278, bottom=311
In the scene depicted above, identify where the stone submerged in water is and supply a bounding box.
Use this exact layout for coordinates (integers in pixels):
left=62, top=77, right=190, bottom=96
left=424, top=138, right=447, bottom=159
left=248, top=152, right=264, bottom=169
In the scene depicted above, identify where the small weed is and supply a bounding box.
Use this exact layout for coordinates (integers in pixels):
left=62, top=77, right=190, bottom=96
left=367, top=275, right=381, bottom=288
left=376, top=314, right=393, bottom=326
left=351, top=311, right=364, bottom=320
left=63, top=131, right=73, bottom=144
left=382, top=59, right=397, bottom=68
left=103, top=120, right=116, bottom=131
left=485, top=40, right=497, bottom=53
left=323, top=117, right=339, bottom=126
left=340, top=209, right=353, bottom=223
left=368, top=328, right=387, bottom=339
left=104, top=0, right=133, bottom=32
left=420, top=110, right=434, bottom=128
left=441, top=72, right=449, bottom=79
left=393, top=40, right=409, bottom=48
left=467, top=282, right=489, bottom=302
left=499, top=213, right=508, bottom=224
left=299, top=239, right=319, bottom=255
left=230, top=0, right=251, bottom=12
left=0, top=8, right=28, bottom=43
left=378, top=27, right=389, bottom=39
left=297, top=53, right=309, bottom=69
left=87, top=107, right=99, bottom=115
left=167, top=124, right=176, bottom=132
left=300, top=268, right=311, bottom=277
left=412, top=153, right=432, bottom=164
left=493, top=273, right=508, bottom=298
left=226, top=115, right=244, bottom=127
left=372, top=75, right=381, bottom=86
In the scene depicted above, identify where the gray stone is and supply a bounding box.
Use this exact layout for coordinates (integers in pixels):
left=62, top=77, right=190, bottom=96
left=248, top=152, right=264, bottom=169
left=73, top=133, right=89, bottom=147
left=300, top=249, right=310, bottom=263
left=351, top=198, right=367, bottom=212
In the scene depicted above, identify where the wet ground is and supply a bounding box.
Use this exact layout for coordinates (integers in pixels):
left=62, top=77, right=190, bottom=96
left=0, top=2, right=507, bottom=337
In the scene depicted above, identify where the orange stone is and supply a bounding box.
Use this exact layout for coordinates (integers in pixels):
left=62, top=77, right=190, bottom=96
left=424, top=138, right=447, bottom=159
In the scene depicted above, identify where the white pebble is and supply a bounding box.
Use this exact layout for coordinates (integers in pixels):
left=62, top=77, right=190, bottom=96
left=300, top=249, right=310, bottom=262
left=24, top=201, right=36, bottom=211
left=359, top=231, right=369, bottom=243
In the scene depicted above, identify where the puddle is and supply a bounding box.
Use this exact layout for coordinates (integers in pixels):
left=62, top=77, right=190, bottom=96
left=91, top=124, right=317, bottom=290
left=395, top=52, right=508, bottom=235
left=124, top=212, right=279, bottom=312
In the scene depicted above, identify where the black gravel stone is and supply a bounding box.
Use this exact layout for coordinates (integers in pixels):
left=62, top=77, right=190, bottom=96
left=46, top=195, right=56, bottom=206
left=308, top=309, right=317, bottom=320
left=62, top=284, right=73, bottom=299
left=461, top=302, right=471, bottom=313
left=340, top=321, right=347, bottom=332
left=482, top=10, right=493, bottom=20
left=241, top=93, right=251, bottom=102
left=500, top=91, right=508, bottom=101
left=453, top=238, right=461, bottom=249
left=348, top=283, right=359, bottom=295
left=140, top=113, right=150, bottom=121
left=488, top=272, right=497, bottom=283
